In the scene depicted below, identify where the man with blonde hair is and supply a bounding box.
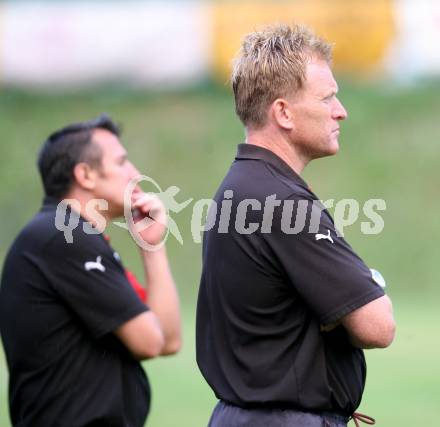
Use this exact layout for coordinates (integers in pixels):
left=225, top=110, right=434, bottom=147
left=196, top=24, right=395, bottom=426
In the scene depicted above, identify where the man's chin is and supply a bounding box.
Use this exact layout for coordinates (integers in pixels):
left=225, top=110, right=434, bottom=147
left=326, top=139, right=340, bottom=156
left=313, top=143, right=339, bottom=160
left=106, top=204, right=125, bottom=220
left=329, top=144, right=340, bottom=156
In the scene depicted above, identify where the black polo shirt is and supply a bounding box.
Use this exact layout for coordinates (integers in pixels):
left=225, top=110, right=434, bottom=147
left=196, top=144, right=385, bottom=416
left=0, top=198, right=150, bottom=427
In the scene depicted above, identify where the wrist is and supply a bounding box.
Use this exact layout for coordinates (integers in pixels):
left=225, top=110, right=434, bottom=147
left=140, top=245, right=167, bottom=261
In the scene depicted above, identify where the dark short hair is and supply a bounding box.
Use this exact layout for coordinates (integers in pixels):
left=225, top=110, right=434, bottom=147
left=38, top=114, right=121, bottom=199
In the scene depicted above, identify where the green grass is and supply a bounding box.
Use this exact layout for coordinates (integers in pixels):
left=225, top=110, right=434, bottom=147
left=1, top=81, right=440, bottom=426
left=360, top=298, right=440, bottom=426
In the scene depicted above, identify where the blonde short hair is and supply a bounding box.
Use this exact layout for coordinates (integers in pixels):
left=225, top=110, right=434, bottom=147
left=232, top=24, right=332, bottom=127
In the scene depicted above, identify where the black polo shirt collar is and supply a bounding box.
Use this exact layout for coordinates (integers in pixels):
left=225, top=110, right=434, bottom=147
left=41, top=196, right=107, bottom=240
left=42, top=196, right=60, bottom=209
left=235, top=143, right=310, bottom=191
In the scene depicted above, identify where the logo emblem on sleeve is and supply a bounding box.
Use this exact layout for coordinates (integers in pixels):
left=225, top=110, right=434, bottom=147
left=84, top=256, right=106, bottom=272
left=370, top=268, right=386, bottom=288
left=315, top=229, right=334, bottom=244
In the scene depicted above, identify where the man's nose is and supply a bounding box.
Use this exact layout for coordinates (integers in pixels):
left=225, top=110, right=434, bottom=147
left=126, top=162, right=142, bottom=195
left=333, top=97, right=348, bottom=121
left=129, top=162, right=141, bottom=178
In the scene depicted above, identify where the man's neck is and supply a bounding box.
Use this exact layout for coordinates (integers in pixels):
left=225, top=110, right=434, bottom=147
left=62, top=191, right=110, bottom=233
left=245, top=127, right=308, bottom=175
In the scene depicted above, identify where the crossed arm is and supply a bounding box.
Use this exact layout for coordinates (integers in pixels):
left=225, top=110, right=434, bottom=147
left=322, top=294, right=396, bottom=349
left=341, top=294, right=395, bottom=349
left=114, top=247, right=181, bottom=360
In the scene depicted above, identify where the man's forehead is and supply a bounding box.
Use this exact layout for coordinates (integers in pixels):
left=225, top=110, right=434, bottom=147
left=304, top=58, right=338, bottom=92
left=92, top=128, right=125, bottom=154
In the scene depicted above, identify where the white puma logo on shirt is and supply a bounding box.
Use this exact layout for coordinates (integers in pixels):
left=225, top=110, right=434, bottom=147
left=315, top=229, right=334, bottom=244
left=84, top=256, right=106, bottom=272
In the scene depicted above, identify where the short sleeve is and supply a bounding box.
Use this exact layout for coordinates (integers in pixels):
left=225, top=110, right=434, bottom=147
left=262, top=196, right=385, bottom=325
left=43, top=229, right=148, bottom=338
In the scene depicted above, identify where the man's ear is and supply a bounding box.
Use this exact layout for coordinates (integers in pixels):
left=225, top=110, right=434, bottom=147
left=72, top=162, right=97, bottom=191
left=271, top=98, right=294, bottom=130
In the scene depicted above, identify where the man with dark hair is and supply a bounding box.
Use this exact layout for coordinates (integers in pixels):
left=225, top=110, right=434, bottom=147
left=37, top=115, right=119, bottom=199
left=0, top=115, right=181, bottom=427
left=196, top=24, right=395, bottom=427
